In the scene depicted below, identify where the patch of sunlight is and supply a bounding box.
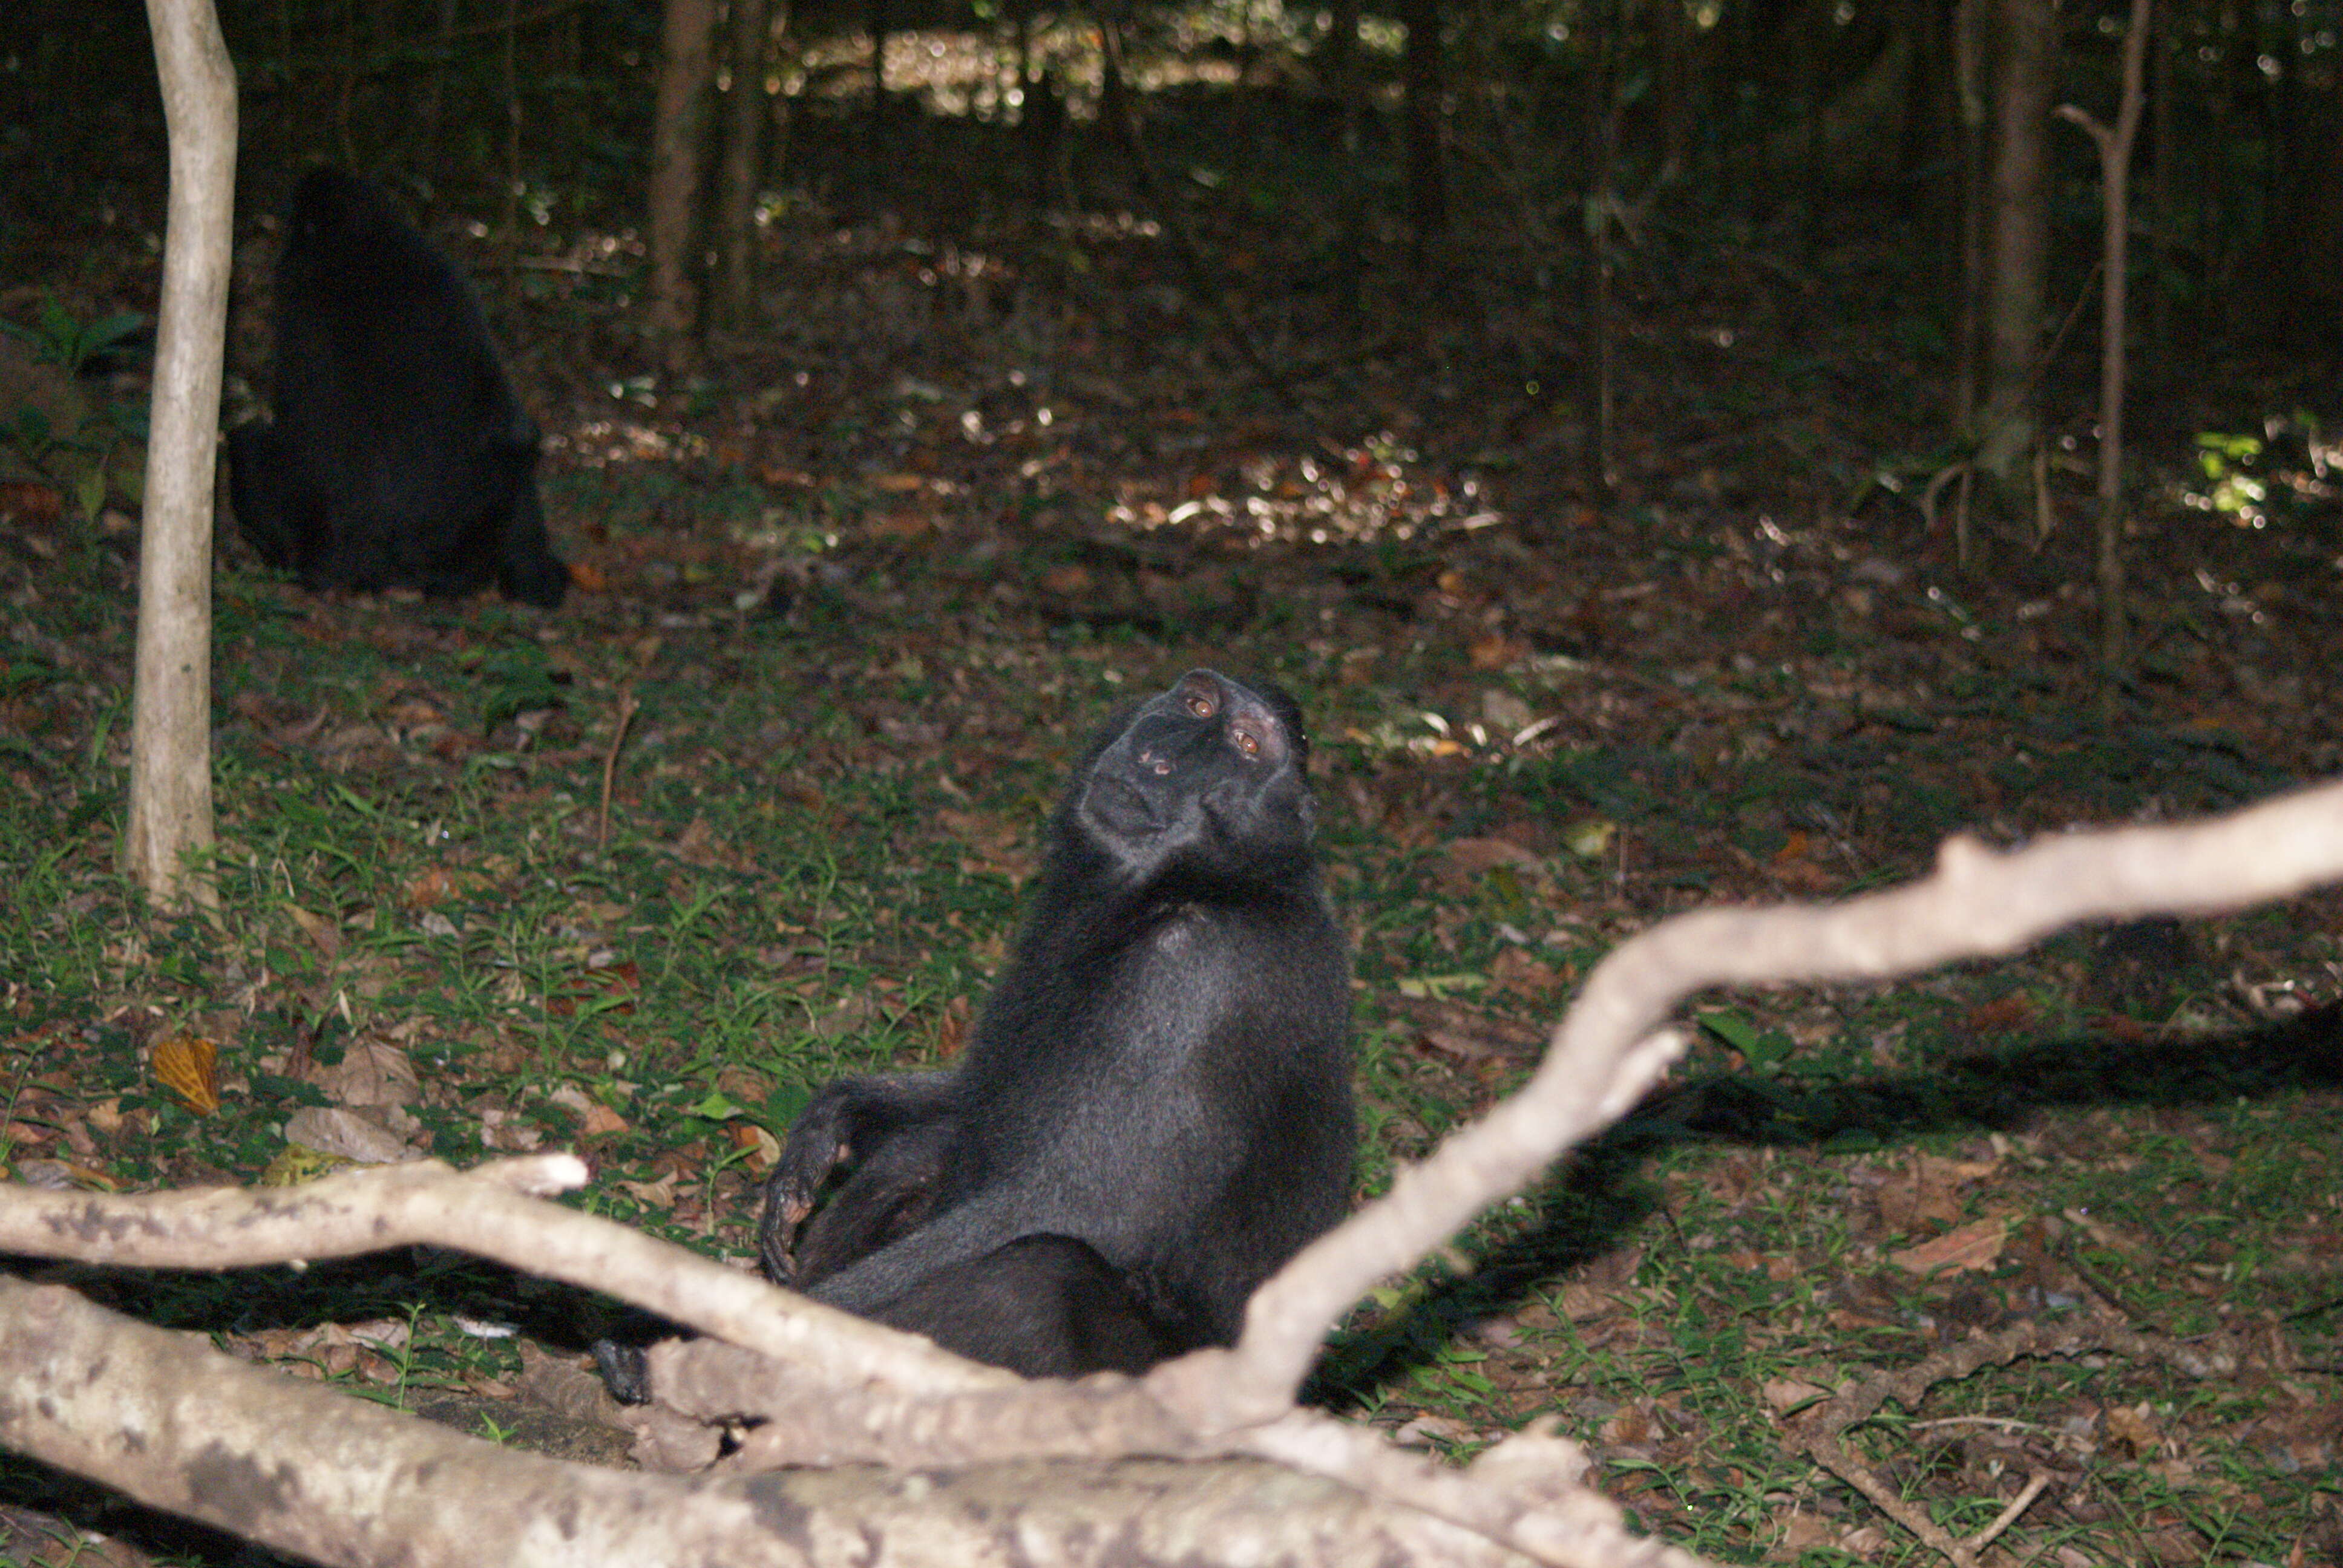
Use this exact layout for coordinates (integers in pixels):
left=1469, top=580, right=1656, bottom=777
left=552, top=420, right=708, bottom=468
left=1106, top=437, right=1501, bottom=546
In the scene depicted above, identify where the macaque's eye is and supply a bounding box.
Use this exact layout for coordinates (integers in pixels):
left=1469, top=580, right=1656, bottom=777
left=1185, top=691, right=1216, bottom=718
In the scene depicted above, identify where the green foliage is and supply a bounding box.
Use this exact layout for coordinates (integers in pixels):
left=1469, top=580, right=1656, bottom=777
left=2186, top=411, right=2325, bottom=530
left=0, top=293, right=149, bottom=378
left=0, top=295, right=150, bottom=524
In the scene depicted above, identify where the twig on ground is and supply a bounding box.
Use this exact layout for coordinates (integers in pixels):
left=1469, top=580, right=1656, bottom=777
left=596, top=686, right=638, bottom=851
left=5, top=780, right=2342, bottom=1566
left=1185, top=777, right=2343, bottom=1431
left=1789, top=1316, right=2248, bottom=1566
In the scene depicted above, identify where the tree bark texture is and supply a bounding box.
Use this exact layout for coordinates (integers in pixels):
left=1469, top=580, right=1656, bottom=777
left=13, top=773, right=2343, bottom=1567
left=125, top=0, right=235, bottom=912
left=1973, top=0, right=2056, bottom=483
left=1324, top=0, right=1366, bottom=326
left=1401, top=0, right=1447, bottom=261
left=2057, top=0, right=2151, bottom=673
left=713, top=0, right=770, bottom=330
left=647, top=0, right=718, bottom=361
left=0, top=1278, right=1547, bottom=1568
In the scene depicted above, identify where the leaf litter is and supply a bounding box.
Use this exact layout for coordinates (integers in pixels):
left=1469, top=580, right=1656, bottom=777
left=0, top=167, right=2340, bottom=1567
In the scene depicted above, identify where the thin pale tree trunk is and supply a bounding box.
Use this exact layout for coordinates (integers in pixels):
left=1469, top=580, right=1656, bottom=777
left=127, top=0, right=236, bottom=912
left=2059, top=0, right=2151, bottom=676
left=1581, top=0, right=1617, bottom=497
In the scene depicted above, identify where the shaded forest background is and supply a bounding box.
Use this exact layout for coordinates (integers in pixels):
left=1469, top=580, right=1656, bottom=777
left=1, top=0, right=2342, bottom=1562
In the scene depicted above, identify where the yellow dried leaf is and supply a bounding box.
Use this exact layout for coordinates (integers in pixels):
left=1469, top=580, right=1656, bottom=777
left=151, top=1033, right=221, bottom=1116
left=258, top=1143, right=356, bottom=1186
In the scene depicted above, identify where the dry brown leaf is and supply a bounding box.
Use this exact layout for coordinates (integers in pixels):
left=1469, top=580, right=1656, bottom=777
left=1761, top=1376, right=1837, bottom=1413
left=931, top=993, right=974, bottom=1059
left=1418, top=1027, right=1504, bottom=1061
left=284, top=904, right=342, bottom=960
left=1489, top=946, right=1571, bottom=999
left=150, top=1033, right=221, bottom=1116
left=1875, top=1164, right=1968, bottom=1232
left=618, top=1171, right=679, bottom=1209
left=1384, top=995, right=1545, bottom=1053
left=1888, top=1215, right=2010, bottom=1277
left=672, top=814, right=724, bottom=868
left=2104, top=1400, right=2162, bottom=1458
left=8, top=1158, right=119, bottom=1191
left=1771, top=1513, right=1840, bottom=1555
left=1441, top=836, right=1546, bottom=874
left=402, top=866, right=456, bottom=908
left=1772, top=857, right=1839, bottom=893
left=0, top=479, right=64, bottom=526
left=867, top=509, right=934, bottom=538
left=729, top=1122, right=779, bottom=1171
left=280, top=1106, right=416, bottom=1165
left=306, top=1037, right=419, bottom=1108
left=1469, top=633, right=1530, bottom=670
left=548, top=961, right=641, bottom=1018
left=1962, top=992, right=2039, bottom=1034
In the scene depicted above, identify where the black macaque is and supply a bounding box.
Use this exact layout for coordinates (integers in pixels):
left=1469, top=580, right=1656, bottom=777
left=759, top=668, right=1355, bottom=1379
left=226, top=168, right=568, bottom=607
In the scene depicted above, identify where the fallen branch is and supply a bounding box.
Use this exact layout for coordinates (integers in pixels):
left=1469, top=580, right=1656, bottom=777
left=0, top=1166, right=1694, bottom=1568
left=0, top=1153, right=1010, bottom=1400
left=0, top=1275, right=1552, bottom=1568
left=1790, top=1316, right=2245, bottom=1567
left=1183, top=776, right=2343, bottom=1431
left=4, top=779, right=2341, bottom=1566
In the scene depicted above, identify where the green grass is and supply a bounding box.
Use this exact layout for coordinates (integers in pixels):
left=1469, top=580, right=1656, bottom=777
left=4, top=464, right=2342, bottom=1568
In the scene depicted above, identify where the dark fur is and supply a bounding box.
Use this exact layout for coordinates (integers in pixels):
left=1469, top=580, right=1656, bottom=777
left=227, top=168, right=568, bottom=607
left=758, top=669, right=1354, bottom=1378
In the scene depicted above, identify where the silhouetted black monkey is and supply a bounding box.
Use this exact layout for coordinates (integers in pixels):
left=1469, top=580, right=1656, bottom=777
left=758, top=668, right=1355, bottom=1378
left=227, top=168, right=568, bottom=607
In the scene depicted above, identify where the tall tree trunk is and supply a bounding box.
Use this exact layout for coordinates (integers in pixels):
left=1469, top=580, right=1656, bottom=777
left=2059, top=0, right=2151, bottom=678
left=2145, top=2, right=2171, bottom=383
left=1325, top=0, right=1365, bottom=327
left=1401, top=0, right=1446, bottom=271
left=1653, top=0, right=1693, bottom=186
left=1971, top=0, right=2056, bottom=486
left=1581, top=0, right=1617, bottom=497
left=129, top=0, right=235, bottom=913
left=867, top=0, right=890, bottom=194
left=1951, top=0, right=1987, bottom=434
left=498, top=0, right=523, bottom=291
left=647, top=0, right=717, bottom=365
left=714, top=0, right=770, bottom=330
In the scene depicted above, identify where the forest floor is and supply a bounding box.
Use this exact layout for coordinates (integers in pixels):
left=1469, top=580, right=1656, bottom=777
left=3, top=124, right=2342, bottom=1568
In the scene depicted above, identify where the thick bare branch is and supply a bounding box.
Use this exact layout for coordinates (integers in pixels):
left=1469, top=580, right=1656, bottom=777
left=0, top=1277, right=1567, bottom=1568
left=11, top=782, right=2343, bottom=1567
left=0, top=1154, right=1009, bottom=1399
left=0, top=1163, right=1722, bottom=1567
left=1191, top=777, right=2343, bottom=1424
